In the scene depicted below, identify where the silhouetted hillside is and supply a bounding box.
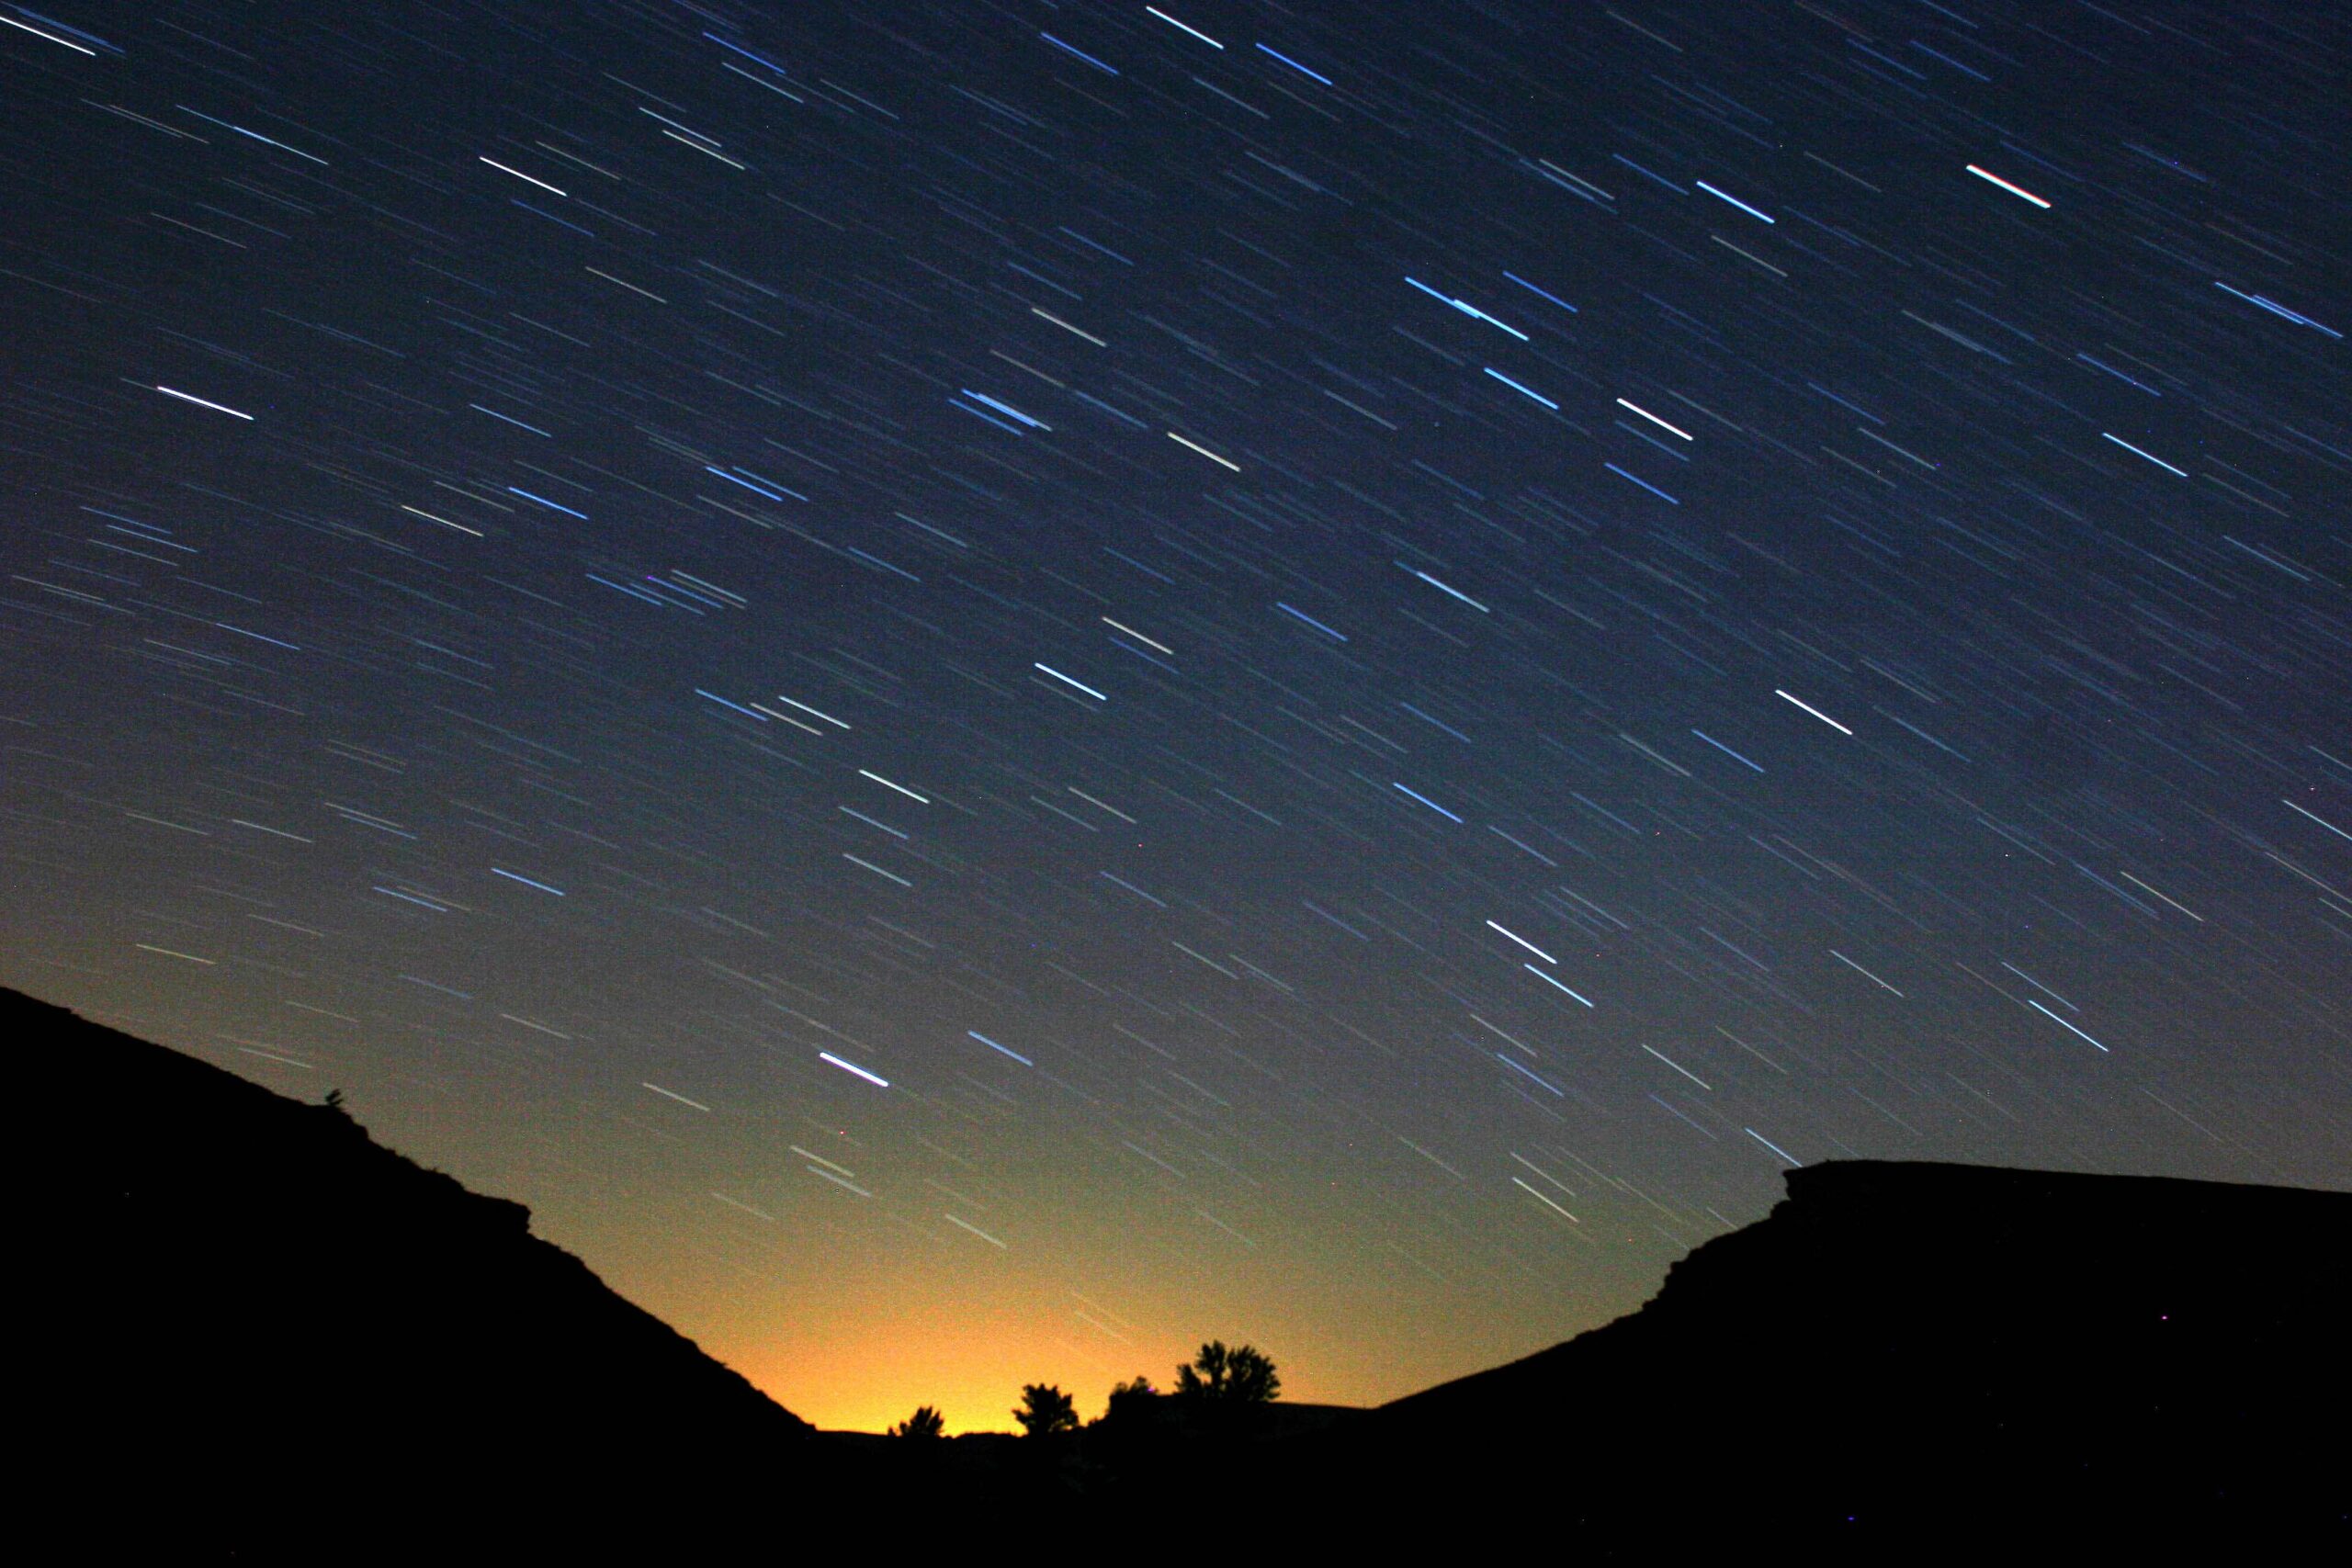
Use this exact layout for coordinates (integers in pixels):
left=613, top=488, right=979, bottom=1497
left=17, top=987, right=811, bottom=1561
left=1289, top=1160, right=2352, bottom=1553
left=21, top=982, right=2348, bottom=1555
left=811, top=1160, right=2349, bottom=1551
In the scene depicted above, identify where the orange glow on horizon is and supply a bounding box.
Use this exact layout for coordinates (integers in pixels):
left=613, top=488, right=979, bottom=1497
left=736, top=1347, right=1372, bottom=1436
left=714, top=1303, right=1368, bottom=1436
left=469, top=1122, right=1650, bottom=1440
left=700, top=1274, right=1546, bottom=1434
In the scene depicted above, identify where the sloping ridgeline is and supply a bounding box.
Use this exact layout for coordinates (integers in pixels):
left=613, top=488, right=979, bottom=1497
left=18, top=987, right=813, bottom=1561
left=1285, top=1160, right=2352, bottom=1552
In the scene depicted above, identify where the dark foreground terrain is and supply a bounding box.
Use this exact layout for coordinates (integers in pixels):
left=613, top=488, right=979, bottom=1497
left=20, top=987, right=812, bottom=1560
left=19, top=986, right=2348, bottom=1559
left=1286, top=1156, right=2352, bottom=1554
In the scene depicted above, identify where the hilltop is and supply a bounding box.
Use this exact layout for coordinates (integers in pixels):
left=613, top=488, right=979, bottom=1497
left=17, top=987, right=811, bottom=1561
left=1290, top=1158, right=2352, bottom=1551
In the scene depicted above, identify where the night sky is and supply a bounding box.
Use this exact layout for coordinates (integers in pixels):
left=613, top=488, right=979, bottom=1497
left=3, top=0, right=2346, bottom=1434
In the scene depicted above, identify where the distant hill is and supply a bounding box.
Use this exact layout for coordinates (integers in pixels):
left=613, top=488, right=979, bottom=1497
left=1286, top=1159, right=2352, bottom=1551
left=17, top=987, right=812, bottom=1562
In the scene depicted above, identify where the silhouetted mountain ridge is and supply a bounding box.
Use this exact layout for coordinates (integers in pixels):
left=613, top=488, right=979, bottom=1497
left=1287, top=1158, right=2352, bottom=1551
left=19, top=987, right=809, bottom=1561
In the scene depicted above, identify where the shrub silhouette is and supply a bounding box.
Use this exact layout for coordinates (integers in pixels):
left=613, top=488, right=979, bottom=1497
left=888, top=1404, right=944, bottom=1439
left=1173, top=1340, right=1280, bottom=1404
left=1014, top=1383, right=1078, bottom=1438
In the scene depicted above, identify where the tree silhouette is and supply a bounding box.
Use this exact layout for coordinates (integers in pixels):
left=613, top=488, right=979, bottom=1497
left=1174, top=1340, right=1280, bottom=1403
left=1013, top=1382, right=1078, bottom=1438
left=1100, top=1373, right=1159, bottom=1428
left=888, top=1404, right=944, bottom=1439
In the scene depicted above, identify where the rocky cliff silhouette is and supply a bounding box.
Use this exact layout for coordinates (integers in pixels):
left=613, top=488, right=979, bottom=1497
left=1288, top=1159, right=2351, bottom=1552
left=18, top=987, right=810, bottom=1561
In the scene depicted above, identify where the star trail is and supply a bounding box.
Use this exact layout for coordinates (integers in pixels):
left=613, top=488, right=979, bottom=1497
left=1, top=1, right=2345, bottom=1433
